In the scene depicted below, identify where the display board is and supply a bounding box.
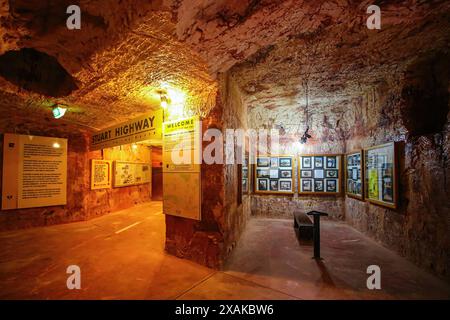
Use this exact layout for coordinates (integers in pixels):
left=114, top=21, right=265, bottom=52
left=162, top=116, right=201, bottom=220
left=254, top=156, right=294, bottom=194
left=345, top=151, right=364, bottom=200
left=113, top=161, right=151, bottom=187
left=91, top=109, right=163, bottom=150
left=2, top=133, right=67, bottom=210
left=298, top=154, right=341, bottom=195
left=364, top=142, right=397, bottom=209
left=91, top=159, right=112, bottom=190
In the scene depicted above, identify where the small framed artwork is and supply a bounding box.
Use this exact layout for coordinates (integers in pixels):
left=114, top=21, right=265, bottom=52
left=255, top=155, right=294, bottom=195
left=325, top=170, right=338, bottom=178
left=257, top=178, right=268, bottom=191
left=256, top=169, right=270, bottom=178
left=301, top=170, right=313, bottom=178
left=257, top=157, right=270, bottom=167
left=364, top=143, right=397, bottom=209
left=280, top=169, right=292, bottom=178
left=314, top=179, right=324, bottom=192
left=326, top=156, right=337, bottom=169
left=269, top=169, right=279, bottom=179
left=279, top=157, right=292, bottom=168
left=270, top=157, right=279, bottom=168
left=314, top=169, right=324, bottom=179
left=299, top=154, right=342, bottom=195
left=242, top=178, right=248, bottom=193
left=302, top=179, right=313, bottom=192
left=302, top=157, right=312, bottom=169
left=314, top=157, right=324, bottom=168
left=326, top=179, right=337, bottom=192
left=279, top=180, right=293, bottom=192
left=269, top=179, right=279, bottom=191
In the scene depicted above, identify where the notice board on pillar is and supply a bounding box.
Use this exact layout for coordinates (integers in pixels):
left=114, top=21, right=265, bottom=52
left=2, top=133, right=67, bottom=210
left=162, top=116, right=201, bottom=221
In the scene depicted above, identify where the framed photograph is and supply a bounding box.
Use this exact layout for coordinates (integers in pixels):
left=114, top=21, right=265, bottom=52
left=279, top=180, right=292, bottom=191
left=326, top=179, right=337, bottom=192
left=301, top=170, right=313, bottom=178
left=314, top=180, right=324, bottom=192
left=257, top=178, right=268, bottom=191
left=280, top=169, right=292, bottom=178
left=269, top=179, right=279, bottom=191
left=364, top=142, right=397, bottom=209
left=302, top=157, right=312, bottom=169
left=302, top=179, right=313, bottom=192
left=257, top=157, right=270, bottom=167
left=314, top=156, right=324, bottom=168
left=345, top=151, right=364, bottom=200
left=256, top=169, right=270, bottom=178
left=242, top=178, right=248, bottom=192
left=326, top=156, right=337, bottom=169
left=299, top=154, right=342, bottom=195
left=270, top=157, right=278, bottom=168
left=269, top=169, right=279, bottom=179
left=279, top=157, right=292, bottom=168
left=314, top=169, right=324, bottom=179
left=325, top=170, right=338, bottom=178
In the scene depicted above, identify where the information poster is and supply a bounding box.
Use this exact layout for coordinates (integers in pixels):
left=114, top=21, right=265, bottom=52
left=91, top=159, right=112, bottom=190
left=298, top=154, right=341, bottom=195
left=162, top=116, right=201, bottom=173
left=345, top=151, right=364, bottom=199
left=365, top=142, right=397, bottom=209
left=254, top=155, right=294, bottom=194
left=113, top=161, right=151, bottom=187
left=162, top=116, right=201, bottom=221
left=2, top=133, right=67, bottom=210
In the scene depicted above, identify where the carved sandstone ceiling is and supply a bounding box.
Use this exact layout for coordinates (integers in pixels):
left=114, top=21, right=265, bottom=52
left=0, top=0, right=449, bottom=131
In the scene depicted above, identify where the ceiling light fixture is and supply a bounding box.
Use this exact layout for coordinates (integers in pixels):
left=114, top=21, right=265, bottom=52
left=52, top=105, right=67, bottom=119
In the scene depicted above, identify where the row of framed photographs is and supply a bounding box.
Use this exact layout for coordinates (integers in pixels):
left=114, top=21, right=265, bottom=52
left=244, top=144, right=398, bottom=209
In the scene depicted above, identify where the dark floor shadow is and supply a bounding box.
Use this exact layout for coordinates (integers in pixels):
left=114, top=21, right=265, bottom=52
left=315, top=259, right=336, bottom=287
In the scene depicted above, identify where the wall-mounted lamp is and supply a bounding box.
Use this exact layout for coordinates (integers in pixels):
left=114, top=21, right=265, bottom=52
left=300, top=126, right=312, bottom=144
left=52, top=105, right=67, bottom=119
left=160, top=95, right=169, bottom=109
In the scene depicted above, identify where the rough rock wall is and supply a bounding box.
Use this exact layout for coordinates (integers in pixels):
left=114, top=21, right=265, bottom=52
left=165, top=73, right=251, bottom=268
left=344, top=54, right=450, bottom=281
left=0, top=113, right=152, bottom=231
left=220, top=73, right=251, bottom=257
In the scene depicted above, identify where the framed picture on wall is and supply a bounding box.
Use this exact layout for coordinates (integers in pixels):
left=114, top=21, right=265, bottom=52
left=345, top=150, right=364, bottom=200
left=364, top=142, right=397, bottom=209
left=298, top=154, right=342, bottom=195
left=254, top=155, right=294, bottom=195
left=242, top=154, right=251, bottom=194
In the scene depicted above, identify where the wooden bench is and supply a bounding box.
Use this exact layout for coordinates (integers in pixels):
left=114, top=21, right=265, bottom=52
left=293, top=211, right=313, bottom=240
